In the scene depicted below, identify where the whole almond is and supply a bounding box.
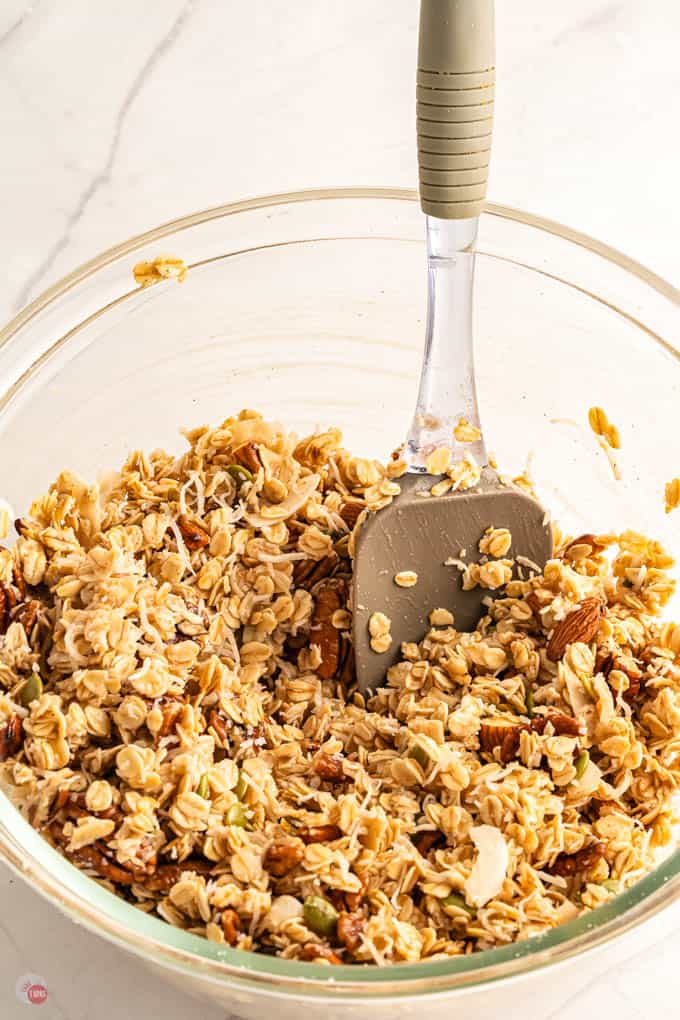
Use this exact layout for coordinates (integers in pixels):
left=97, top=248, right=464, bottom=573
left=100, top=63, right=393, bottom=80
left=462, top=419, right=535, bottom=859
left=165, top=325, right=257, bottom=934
left=546, top=597, right=602, bottom=662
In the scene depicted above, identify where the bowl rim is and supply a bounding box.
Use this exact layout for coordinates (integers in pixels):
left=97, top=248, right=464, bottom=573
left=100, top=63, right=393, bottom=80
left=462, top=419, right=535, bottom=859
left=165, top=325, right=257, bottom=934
left=1, top=187, right=678, bottom=349
left=1, top=186, right=679, bottom=998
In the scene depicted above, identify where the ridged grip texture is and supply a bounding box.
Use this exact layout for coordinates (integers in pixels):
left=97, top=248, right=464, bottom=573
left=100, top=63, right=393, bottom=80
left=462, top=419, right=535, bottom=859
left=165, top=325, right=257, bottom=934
left=417, top=0, right=495, bottom=218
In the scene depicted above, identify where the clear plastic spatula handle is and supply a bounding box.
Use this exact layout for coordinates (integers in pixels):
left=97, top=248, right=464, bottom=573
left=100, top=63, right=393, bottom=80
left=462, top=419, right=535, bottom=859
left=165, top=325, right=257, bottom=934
left=405, top=214, right=487, bottom=470
left=406, top=0, right=495, bottom=472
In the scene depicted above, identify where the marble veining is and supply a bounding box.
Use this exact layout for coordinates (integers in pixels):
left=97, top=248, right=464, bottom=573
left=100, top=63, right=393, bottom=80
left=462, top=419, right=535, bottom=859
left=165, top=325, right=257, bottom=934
left=13, top=1, right=195, bottom=311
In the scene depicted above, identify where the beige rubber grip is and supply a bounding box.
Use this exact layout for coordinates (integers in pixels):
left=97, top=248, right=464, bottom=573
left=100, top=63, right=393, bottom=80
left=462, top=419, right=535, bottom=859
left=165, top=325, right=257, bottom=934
left=417, top=0, right=495, bottom=218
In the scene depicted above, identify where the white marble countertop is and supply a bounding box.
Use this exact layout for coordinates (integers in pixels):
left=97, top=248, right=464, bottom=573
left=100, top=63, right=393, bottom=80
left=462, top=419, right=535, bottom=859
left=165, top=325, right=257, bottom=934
left=1, top=1, right=679, bottom=1017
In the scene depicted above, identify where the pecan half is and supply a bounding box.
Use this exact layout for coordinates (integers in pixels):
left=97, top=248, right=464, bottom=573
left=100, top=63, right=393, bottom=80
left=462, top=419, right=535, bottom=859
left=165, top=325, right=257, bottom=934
left=232, top=442, right=261, bottom=474
left=337, top=912, right=365, bottom=954
left=300, top=824, right=342, bottom=845
left=326, top=876, right=366, bottom=913
left=52, top=788, right=71, bottom=814
left=562, top=534, right=606, bottom=560
left=63, top=792, right=123, bottom=825
left=75, top=846, right=138, bottom=885
left=344, top=877, right=367, bottom=912
left=313, top=752, right=345, bottom=783
left=50, top=820, right=155, bottom=885
left=177, top=514, right=210, bottom=551
left=338, top=501, right=365, bottom=528
left=158, top=698, right=184, bottom=737
left=0, top=582, right=19, bottom=634
left=299, top=943, right=341, bottom=965
left=549, top=841, right=605, bottom=877
left=623, top=678, right=643, bottom=704
left=310, top=582, right=343, bottom=680
left=208, top=707, right=230, bottom=745
left=480, top=720, right=522, bottom=763
left=61, top=797, right=88, bottom=822
left=13, top=561, right=27, bottom=600
left=526, top=588, right=553, bottom=618
left=533, top=712, right=582, bottom=738
left=480, top=713, right=582, bottom=764
left=221, top=908, right=242, bottom=946
left=500, top=727, right=522, bottom=763
left=0, top=714, right=23, bottom=761
left=61, top=835, right=137, bottom=886
left=546, top=598, right=603, bottom=662
left=412, top=829, right=446, bottom=856
left=264, top=842, right=305, bottom=877
left=603, top=653, right=644, bottom=703
left=326, top=888, right=347, bottom=912
left=15, top=599, right=41, bottom=637
left=293, top=552, right=339, bottom=589
left=338, top=642, right=355, bottom=688
left=143, top=859, right=213, bottom=892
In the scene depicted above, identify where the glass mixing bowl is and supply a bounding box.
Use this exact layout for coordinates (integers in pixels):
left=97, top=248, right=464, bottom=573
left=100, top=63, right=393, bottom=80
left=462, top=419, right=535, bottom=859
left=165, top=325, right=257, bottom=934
left=0, top=189, right=678, bottom=1019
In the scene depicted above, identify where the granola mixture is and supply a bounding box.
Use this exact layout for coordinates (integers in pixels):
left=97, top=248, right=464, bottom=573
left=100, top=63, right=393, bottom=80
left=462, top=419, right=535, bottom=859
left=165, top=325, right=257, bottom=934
left=0, top=410, right=679, bottom=965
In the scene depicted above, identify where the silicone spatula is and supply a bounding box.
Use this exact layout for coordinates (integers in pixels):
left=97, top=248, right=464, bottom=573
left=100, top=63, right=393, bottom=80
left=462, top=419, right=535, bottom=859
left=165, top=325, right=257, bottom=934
left=352, top=0, right=551, bottom=692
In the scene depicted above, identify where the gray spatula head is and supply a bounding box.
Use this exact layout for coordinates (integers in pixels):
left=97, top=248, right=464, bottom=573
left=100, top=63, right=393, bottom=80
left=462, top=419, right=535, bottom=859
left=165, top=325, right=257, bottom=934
left=351, top=469, right=552, bottom=692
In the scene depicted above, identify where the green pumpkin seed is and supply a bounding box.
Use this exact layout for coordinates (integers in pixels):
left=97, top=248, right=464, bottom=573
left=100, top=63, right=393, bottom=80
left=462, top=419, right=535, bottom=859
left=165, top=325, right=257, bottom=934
left=20, top=673, right=43, bottom=707
left=410, top=745, right=429, bottom=769
left=303, top=895, right=338, bottom=938
left=442, top=892, right=475, bottom=916
left=235, top=770, right=248, bottom=800
left=225, top=802, right=251, bottom=828
left=197, top=774, right=210, bottom=799
left=580, top=675, right=595, bottom=700
left=574, top=749, right=589, bottom=780
left=524, top=678, right=534, bottom=717
left=227, top=464, right=254, bottom=487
